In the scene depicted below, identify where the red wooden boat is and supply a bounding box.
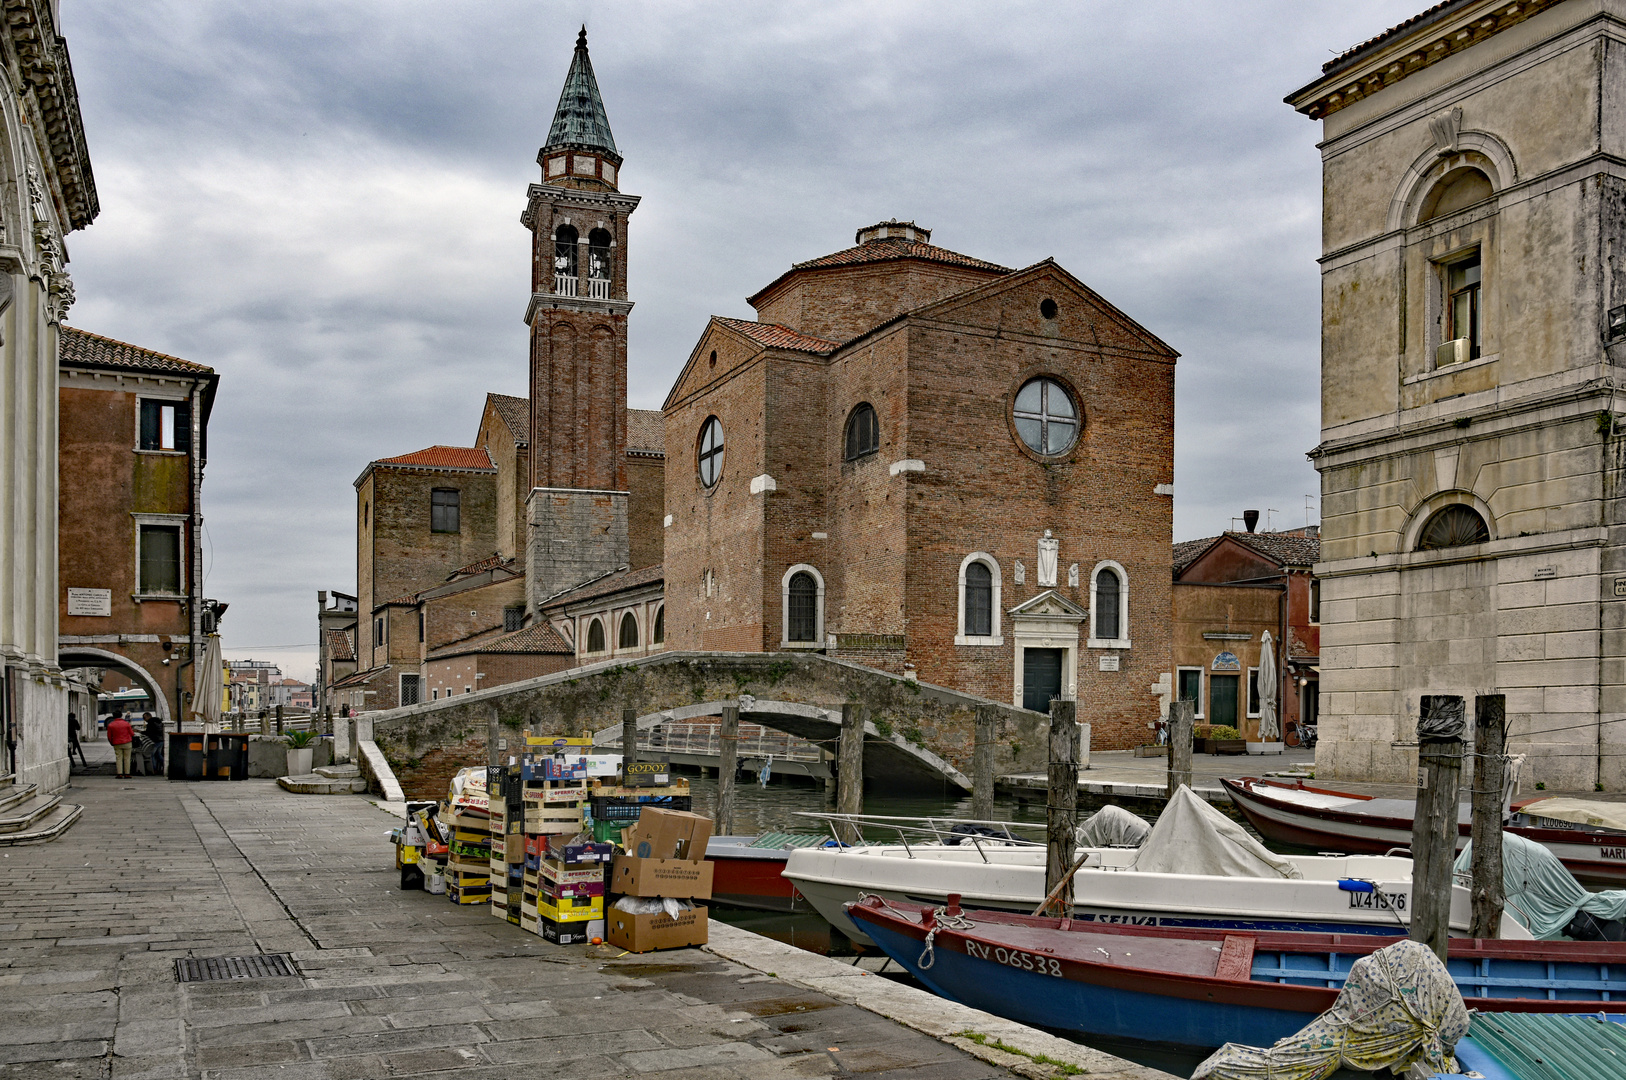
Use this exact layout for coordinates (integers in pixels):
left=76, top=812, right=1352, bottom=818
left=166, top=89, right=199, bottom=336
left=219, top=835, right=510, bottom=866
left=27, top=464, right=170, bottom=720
left=1223, top=776, right=1626, bottom=888
left=704, top=833, right=824, bottom=912
left=848, top=896, right=1626, bottom=1052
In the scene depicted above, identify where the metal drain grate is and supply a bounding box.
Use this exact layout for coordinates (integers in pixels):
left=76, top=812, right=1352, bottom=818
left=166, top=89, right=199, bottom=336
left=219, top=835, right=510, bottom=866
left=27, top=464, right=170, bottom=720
left=175, top=953, right=298, bottom=983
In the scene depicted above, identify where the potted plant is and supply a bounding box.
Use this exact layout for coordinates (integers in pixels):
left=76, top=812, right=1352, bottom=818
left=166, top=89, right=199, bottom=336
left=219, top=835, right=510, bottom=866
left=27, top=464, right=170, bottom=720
left=284, top=728, right=319, bottom=777
left=1203, top=725, right=1247, bottom=755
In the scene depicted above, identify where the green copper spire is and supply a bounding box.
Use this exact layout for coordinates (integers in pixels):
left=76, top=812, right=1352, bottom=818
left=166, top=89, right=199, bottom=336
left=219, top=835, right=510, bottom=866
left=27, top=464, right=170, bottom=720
left=546, top=27, right=617, bottom=155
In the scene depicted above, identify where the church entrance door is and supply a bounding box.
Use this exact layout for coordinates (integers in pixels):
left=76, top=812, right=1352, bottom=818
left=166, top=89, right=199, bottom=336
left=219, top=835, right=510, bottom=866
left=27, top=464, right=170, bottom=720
left=1022, top=648, right=1063, bottom=713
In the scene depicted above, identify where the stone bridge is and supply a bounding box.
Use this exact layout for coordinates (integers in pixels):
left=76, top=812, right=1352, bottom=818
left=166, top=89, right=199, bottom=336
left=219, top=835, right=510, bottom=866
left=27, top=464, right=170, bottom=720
left=366, top=651, right=1056, bottom=799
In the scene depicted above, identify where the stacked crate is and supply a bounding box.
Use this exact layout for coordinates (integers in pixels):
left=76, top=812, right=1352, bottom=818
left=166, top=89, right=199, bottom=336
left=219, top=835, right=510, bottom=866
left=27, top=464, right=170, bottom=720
left=487, top=767, right=524, bottom=924
left=515, top=737, right=604, bottom=942
left=444, top=806, right=492, bottom=905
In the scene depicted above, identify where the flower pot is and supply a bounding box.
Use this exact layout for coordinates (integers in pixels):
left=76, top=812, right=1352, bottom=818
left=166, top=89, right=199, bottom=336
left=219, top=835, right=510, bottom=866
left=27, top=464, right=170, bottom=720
left=286, top=747, right=314, bottom=777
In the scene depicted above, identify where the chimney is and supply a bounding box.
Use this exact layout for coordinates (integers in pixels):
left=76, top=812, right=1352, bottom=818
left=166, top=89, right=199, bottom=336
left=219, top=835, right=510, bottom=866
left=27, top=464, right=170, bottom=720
left=1243, top=510, right=1260, bottom=533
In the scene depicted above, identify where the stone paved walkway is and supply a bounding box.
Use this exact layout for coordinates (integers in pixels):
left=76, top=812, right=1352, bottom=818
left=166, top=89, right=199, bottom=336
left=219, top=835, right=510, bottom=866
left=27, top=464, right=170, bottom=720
left=0, top=772, right=1047, bottom=1080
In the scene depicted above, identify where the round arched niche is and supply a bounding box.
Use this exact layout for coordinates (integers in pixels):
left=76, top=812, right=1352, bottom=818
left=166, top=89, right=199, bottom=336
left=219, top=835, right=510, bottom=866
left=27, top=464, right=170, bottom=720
left=1417, top=166, right=1495, bottom=225
left=1388, top=135, right=1515, bottom=233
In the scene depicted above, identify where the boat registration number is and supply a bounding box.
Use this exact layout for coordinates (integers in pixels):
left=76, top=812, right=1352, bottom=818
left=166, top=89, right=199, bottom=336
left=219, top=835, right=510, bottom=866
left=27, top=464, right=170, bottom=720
left=1347, top=890, right=1406, bottom=911
left=962, top=939, right=1063, bottom=977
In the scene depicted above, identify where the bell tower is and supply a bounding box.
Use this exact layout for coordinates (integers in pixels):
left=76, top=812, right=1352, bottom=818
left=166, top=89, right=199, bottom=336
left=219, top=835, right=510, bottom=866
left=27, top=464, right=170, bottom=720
left=522, top=27, right=639, bottom=493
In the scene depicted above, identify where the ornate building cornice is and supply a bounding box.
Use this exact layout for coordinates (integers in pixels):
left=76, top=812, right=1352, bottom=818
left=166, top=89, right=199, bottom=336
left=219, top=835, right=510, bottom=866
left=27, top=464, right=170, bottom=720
left=524, top=292, right=633, bottom=326
left=3, top=0, right=97, bottom=230
left=520, top=182, right=640, bottom=229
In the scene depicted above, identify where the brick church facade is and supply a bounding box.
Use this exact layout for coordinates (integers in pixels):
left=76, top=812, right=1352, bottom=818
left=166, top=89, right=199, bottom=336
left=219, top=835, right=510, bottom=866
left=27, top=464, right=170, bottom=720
left=341, top=31, right=1177, bottom=750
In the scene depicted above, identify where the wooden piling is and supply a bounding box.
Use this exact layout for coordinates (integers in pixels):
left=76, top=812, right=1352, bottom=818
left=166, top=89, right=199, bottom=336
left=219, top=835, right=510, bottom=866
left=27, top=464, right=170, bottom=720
left=1410, top=695, right=1465, bottom=960
left=718, top=705, right=739, bottom=837
left=1044, top=699, right=1079, bottom=915
left=1471, top=694, right=1507, bottom=939
left=621, top=707, right=638, bottom=766
left=1167, top=700, right=1194, bottom=796
left=837, top=704, right=865, bottom=843
left=972, top=704, right=996, bottom=822
left=275, top=704, right=284, bottom=735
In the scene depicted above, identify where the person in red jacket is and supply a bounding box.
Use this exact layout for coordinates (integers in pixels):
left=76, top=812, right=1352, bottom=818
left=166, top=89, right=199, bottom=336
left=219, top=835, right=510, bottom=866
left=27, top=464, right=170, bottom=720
left=106, top=714, right=135, bottom=778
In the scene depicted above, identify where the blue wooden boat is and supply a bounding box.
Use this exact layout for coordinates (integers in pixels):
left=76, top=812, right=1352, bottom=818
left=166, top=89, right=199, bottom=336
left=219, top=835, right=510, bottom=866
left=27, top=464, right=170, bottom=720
left=848, top=896, right=1626, bottom=1052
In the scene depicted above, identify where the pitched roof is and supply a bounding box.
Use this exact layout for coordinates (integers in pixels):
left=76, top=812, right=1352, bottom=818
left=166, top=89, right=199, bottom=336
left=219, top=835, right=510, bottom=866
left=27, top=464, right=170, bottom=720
left=324, top=628, right=355, bottom=662
left=486, top=393, right=529, bottom=446
left=330, top=664, right=390, bottom=690
left=545, top=28, right=616, bottom=154
left=792, top=237, right=1010, bottom=276
left=1323, top=1, right=1465, bottom=75
left=541, top=564, right=664, bottom=610
left=430, top=623, right=573, bottom=659
left=60, top=326, right=214, bottom=376
left=1174, top=531, right=1321, bottom=575
left=374, top=445, right=494, bottom=471
left=627, top=408, right=664, bottom=455
left=446, top=553, right=513, bottom=580
left=714, top=317, right=840, bottom=355
left=1173, top=536, right=1219, bottom=574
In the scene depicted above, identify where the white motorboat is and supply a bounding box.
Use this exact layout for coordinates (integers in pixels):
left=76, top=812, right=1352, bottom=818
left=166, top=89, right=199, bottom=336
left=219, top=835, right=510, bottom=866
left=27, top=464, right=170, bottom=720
left=783, top=789, right=1532, bottom=946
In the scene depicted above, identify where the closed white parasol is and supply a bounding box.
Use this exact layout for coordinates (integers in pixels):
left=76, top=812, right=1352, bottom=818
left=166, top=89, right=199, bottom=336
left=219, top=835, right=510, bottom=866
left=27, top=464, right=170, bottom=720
left=1257, top=630, right=1279, bottom=742
left=192, top=634, right=225, bottom=732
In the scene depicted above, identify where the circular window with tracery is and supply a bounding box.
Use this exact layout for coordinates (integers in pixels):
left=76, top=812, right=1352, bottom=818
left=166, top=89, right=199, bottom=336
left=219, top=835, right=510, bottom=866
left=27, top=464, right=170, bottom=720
left=1012, top=377, right=1079, bottom=456
left=697, top=416, right=725, bottom=488
left=1416, top=504, right=1489, bottom=550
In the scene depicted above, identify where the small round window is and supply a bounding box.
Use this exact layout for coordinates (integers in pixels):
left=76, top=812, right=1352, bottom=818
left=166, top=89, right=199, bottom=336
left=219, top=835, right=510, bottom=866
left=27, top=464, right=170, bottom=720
left=697, top=416, right=725, bottom=487
left=1012, top=377, right=1078, bottom=455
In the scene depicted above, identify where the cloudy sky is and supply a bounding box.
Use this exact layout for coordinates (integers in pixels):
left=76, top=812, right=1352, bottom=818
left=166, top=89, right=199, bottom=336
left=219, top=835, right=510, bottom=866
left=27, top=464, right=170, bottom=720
left=59, top=1, right=1422, bottom=681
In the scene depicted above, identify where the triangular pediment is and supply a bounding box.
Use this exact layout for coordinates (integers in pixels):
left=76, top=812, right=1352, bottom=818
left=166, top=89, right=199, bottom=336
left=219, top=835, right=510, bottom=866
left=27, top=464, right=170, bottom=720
left=661, top=318, right=768, bottom=411
left=1008, top=589, right=1087, bottom=619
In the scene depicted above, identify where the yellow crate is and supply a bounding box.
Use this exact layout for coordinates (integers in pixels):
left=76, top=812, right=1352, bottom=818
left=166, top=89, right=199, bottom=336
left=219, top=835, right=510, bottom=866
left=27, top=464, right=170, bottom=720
left=536, top=894, right=604, bottom=923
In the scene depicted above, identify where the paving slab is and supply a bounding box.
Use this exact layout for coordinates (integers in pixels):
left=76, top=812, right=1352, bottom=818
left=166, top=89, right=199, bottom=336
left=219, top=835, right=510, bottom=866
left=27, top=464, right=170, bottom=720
left=0, top=773, right=1175, bottom=1080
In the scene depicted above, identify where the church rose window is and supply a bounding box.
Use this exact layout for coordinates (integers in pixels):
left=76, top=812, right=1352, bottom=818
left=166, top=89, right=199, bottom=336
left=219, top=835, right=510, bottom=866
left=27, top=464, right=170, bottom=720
left=698, top=416, right=724, bottom=487
left=845, top=403, right=879, bottom=460
left=964, top=562, right=993, bottom=637
left=787, top=572, right=818, bottom=642
left=1416, top=504, right=1489, bottom=551
left=1013, top=377, right=1078, bottom=455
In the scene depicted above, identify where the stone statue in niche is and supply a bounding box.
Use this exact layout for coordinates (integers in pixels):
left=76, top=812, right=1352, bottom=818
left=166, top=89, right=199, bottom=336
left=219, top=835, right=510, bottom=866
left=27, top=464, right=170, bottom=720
left=1037, top=530, right=1059, bottom=587
left=1068, top=562, right=1079, bottom=588
left=1013, top=561, right=1025, bottom=586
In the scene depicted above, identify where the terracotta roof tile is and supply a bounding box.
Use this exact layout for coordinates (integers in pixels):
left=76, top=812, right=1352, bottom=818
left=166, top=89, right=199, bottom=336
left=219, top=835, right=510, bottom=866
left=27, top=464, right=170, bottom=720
left=714, top=317, right=839, bottom=354
left=446, top=553, right=514, bottom=580
left=60, top=326, right=214, bottom=375
left=330, top=664, right=390, bottom=690
left=430, top=623, right=573, bottom=659
left=1324, top=1, right=1463, bottom=73
left=486, top=393, right=530, bottom=446
left=541, top=564, right=664, bottom=610
left=792, top=237, right=1010, bottom=275
left=325, top=628, right=355, bottom=662
left=1174, top=531, right=1321, bottom=575
left=375, top=445, right=494, bottom=470
left=1173, top=536, right=1220, bottom=574
left=627, top=408, right=664, bottom=454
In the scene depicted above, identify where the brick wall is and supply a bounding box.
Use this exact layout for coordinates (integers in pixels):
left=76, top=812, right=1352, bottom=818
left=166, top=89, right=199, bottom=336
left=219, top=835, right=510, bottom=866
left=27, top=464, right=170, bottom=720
left=626, top=452, right=664, bottom=571
left=754, top=259, right=1003, bottom=343
left=422, top=575, right=526, bottom=660
left=477, top=403, right=529, bottom=560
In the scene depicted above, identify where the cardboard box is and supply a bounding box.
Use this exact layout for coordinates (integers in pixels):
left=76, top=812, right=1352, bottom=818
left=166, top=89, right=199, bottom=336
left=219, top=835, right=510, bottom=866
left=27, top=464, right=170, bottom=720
left=622, top=807, right=712, bottom=861
left=610, top=856, right=714, bottom=900
left=541, top=876, right=605, bottom=901
left=584, top=755, right=621, bottom=778
left=540, top=915, right=604, bottom=945
left=623, top=760, right=672, bottom=787
left=536, top=893, right=604, bottom=923
left=545, top=835, right=614, bottom=863
left=606, top=904, right=708, bottom=953
left=447, top=885, right=491, bottom=904
left=534, top=857, right=604, bottom=884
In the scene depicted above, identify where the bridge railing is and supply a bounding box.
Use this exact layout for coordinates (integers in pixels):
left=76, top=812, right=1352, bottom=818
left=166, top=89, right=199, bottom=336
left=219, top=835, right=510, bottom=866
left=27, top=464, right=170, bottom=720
left=644, top=721, right=823, bottom=763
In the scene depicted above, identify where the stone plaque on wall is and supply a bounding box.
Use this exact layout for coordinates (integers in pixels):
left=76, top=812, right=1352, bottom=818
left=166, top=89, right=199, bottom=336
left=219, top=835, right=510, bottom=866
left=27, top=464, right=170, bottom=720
left=66, top=588, right=111, bottom=616
left=1099, top=655, right=1119, bottom=672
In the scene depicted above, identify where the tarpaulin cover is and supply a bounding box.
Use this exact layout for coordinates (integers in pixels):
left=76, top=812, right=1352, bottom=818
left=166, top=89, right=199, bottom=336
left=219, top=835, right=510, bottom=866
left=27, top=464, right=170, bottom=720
left=1193, top=939, right=1468, bottom=1080
left=1453, top=831, right=1626, bottom=940
left=1520, top=797, right=1626, bottom=833
left=1131, top=786, right=1302, bottom=879
left=1075, top=804, right=1150, bottom=848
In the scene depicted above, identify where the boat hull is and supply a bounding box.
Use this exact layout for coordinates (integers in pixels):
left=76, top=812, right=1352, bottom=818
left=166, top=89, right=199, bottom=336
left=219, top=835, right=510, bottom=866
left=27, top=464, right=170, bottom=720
left=706, top=849, right=805, bottom=913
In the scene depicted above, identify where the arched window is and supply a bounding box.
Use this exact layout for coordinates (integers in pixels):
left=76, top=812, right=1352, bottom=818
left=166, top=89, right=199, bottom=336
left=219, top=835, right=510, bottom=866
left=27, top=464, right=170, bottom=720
left=788, top=573, right=818, bottom=642
left=618, top=612, right=639, bottom=649
left=1012, top=377, right=1079, bottom=455
left=845, top=403, right=879, bottom=460
left=554, top=224, right=579, bottom=293
left=586, top=617, right=605, bottom=653
left=697, top=416, right=724, bottom=488
left=1416, top=504, right=1489, bottom=551
left=652, top=606, right=664, bottom=645
left=956, top=553, right=1002, bottom=645
left=780, top=565, right=825, bottom=647
left=587, top=228, right=612, bottom=299
left=1088, top=560, right=1130, bottom=648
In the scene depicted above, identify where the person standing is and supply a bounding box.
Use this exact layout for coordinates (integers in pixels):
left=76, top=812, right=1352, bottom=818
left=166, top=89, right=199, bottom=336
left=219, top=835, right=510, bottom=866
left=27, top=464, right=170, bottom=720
left=67, top=712, right=88, bottom=768
left=107, top=713, right=134, bottom=779
left=144, top=711, right=165, bottom=776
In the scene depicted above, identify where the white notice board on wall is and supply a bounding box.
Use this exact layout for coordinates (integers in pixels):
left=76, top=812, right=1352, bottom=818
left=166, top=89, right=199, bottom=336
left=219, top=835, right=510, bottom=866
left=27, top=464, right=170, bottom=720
left=66, top=588, right=112, bottom=616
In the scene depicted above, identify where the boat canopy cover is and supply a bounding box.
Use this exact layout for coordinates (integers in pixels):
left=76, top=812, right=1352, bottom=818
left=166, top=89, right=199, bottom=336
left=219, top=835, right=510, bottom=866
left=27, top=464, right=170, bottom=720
left=1075, top=804, right=1150, bottom=847
left=1453, top=831, right=1626, bottom=940
left=1520, top=796, right=1626, bottom=833
left=1131, top=787, right=1302, bottom=879
left=1193, top=939, right=1468, bottom=1080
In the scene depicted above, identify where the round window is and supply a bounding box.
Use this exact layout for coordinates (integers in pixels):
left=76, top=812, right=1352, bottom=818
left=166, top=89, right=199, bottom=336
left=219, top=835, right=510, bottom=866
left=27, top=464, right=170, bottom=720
left=697, top=416, right=725, bottom=487
left=1012, top=377, right=1078, bottom=455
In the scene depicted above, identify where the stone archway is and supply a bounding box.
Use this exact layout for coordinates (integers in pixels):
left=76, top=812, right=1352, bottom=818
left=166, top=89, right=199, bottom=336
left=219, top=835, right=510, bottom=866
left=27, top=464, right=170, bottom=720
left=58, top=647, right=172, bottom=724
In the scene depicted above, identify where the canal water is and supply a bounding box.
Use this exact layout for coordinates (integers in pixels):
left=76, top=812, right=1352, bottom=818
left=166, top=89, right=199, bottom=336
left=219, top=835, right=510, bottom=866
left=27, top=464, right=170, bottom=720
left=679, top=772, right=1217, bottom=1076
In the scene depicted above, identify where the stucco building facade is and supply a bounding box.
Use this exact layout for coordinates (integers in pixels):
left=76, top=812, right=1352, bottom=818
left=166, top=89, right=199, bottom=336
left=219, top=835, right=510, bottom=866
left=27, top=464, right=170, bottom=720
left=1290, top=0, right=1626, bottom=785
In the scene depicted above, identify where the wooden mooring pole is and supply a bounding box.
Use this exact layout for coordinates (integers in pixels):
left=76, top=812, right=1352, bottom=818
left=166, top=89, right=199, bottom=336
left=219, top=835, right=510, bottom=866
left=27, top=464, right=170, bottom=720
left=837, top=704, right=865, bottom=843
left=1471, top=694, right=1507, bottom=938
left=717, top=705, right=739, bottom=837
left=621, top=707, right=638, bottom=767
left=1167, top=699, right=1194, bottom=796
left=972, top=704, right=996, bottom=822
left=1410, top=695, right=1465, bottom=960
left=1044, top=698, right=1079, bottom=916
